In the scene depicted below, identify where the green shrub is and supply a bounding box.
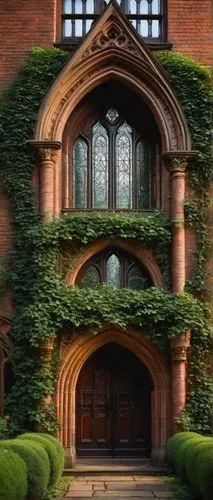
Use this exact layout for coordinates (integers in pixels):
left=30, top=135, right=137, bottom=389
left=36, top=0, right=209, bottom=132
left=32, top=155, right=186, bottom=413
left=36, top=433, right=64, bottom=478
left=184, top=438, right=213, bottom=497
left=166, top=432, right=199, bottom=471
left=19, top=433, right=61, bottom=487
left=175, top=435, right=212, bottom=480
left=0, top=447, right=27, bottom=500
left=197, top=445, right=213, bottom=500
left=0, top=439, right=50, bottom=499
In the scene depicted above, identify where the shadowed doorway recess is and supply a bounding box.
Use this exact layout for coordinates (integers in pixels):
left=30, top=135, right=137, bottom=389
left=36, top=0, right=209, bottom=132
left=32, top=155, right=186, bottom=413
left=76, top=342, right=153, bottom=457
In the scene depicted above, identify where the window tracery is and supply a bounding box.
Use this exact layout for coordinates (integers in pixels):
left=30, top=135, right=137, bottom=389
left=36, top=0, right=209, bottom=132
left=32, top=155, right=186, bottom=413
left=77, top=248, right=153, bottom=290
left=72, top=109, right=155, bottom=210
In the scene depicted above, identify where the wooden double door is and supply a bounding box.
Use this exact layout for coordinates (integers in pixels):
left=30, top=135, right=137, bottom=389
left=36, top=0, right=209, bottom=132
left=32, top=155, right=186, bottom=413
left=76, top=343, right=152, bottom=457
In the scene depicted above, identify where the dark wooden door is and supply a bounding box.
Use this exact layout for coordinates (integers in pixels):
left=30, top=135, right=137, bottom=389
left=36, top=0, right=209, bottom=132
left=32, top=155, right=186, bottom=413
left=76, top=343, right=151, bottom=457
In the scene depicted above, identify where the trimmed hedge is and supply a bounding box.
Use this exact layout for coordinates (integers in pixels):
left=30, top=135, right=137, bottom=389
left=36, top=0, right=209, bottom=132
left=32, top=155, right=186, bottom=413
left=167, top=431, right=199, bottom=471
left=0, top=447, right=27, bottom=500
left=197, top=446, right=213, bottom=500
left=185, top=438, right=213, bottom=498
left=167, top=432, right=213, bottom=500
left=0, top=439, right=50, bottom=499
left=36, top=433, right=64, bottom=478
left=19, top=433, right=61, bottom=487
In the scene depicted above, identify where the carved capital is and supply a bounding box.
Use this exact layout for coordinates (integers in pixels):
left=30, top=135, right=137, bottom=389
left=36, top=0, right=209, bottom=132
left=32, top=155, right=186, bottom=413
left=40, top=338, right=54, bottom=357
left=162, top=151, right=198, bottom=176
left=171, top=331, right=191, bottom=362
left=28, top=140, right=62, bottom=164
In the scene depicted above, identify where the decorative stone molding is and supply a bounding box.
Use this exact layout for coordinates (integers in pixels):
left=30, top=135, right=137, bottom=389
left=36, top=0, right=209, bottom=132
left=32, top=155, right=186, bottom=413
left=34, top=3, right=191, bottom=154
left=162, top=151, right=198, bottom=175
left=82, top=24, right=140, bottom=59
left=28, top=140, right=62, bottom=219
left=40, top=338, right=54, bottom=357
left=28, top=140, right=62, bottom=162
left=57, top=325, right=169, bottom=467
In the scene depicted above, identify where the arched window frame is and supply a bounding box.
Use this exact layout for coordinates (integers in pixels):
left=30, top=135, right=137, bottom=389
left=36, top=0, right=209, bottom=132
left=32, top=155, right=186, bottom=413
left=77, top=248, right=153, bottom=289
left=61, top=1, right=167, bottom=44
left=71, top=110, right=156, bottom=211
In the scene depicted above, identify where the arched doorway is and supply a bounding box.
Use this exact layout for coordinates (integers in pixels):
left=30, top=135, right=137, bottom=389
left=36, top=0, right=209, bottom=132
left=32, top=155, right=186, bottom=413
left=57, top=325, right=169, bottom=467
left=76, top=342, right=153, bottom=458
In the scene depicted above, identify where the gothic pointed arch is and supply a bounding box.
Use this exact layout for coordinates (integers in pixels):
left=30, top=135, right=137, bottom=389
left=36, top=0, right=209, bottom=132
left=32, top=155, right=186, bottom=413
left=34, top=2, right=191, bottom=152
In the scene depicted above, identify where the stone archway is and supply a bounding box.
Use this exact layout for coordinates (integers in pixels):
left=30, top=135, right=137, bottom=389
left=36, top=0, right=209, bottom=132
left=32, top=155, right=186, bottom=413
left=57, top=325, right=169, bottom=467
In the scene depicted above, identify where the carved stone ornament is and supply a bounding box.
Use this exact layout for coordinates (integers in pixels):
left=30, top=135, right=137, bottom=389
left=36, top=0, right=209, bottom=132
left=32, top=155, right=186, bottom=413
left=162, top=151, right=198, bottom=175
left=82, top=24, right=140, bottom=59
left=28, top=140, right=62, bottom=163
left=171, top=344, right=187, bottom=362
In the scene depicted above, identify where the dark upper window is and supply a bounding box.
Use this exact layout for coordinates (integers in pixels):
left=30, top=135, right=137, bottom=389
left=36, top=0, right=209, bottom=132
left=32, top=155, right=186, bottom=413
left=72, top=108, right=155, bottom=210
left=62, top=0, right=166, bottom=41
left=77, top=248, right=153, bottom=290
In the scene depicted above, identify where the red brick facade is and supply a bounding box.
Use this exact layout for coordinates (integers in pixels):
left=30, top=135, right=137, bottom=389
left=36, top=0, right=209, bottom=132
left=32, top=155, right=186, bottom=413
left=0, top=1, right=212, bottom=465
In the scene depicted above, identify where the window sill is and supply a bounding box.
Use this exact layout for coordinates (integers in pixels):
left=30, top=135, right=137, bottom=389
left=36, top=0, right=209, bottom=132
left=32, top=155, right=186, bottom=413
left=61, top=208, right=157, bottom=215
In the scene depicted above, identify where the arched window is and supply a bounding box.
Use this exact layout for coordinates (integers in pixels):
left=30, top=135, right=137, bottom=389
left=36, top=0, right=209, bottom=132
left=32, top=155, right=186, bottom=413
left=62, top=1, right=166, bottom=41
left=77, top=248, right=153, bottom=290
left=72, top=108, right=154, bottom=210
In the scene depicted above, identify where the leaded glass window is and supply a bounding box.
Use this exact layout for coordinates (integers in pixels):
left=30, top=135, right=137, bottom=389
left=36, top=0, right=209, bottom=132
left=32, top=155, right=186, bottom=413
left=127, top=264, right=151, bottom=290
left=80, top=265, right=100, bottom=289
left=78, top=248, right=153, bottom=290
left=116, top=123, right=132, bottom=209
left=62, top=1, right=166, bottom=41
left=92, top=122, right=108, bottom=209
left=106, top=254, right=121, bottom=288
left=136, top=140, right=153, bottom=209
left=73, top=139, right=88, bottom=208
left=72, top=109, right=155, bottom=210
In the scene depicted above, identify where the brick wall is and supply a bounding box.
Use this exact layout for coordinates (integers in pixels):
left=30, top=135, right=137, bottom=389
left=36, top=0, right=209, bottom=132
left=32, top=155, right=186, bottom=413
left=0, top=1, right=212, bottom=91
left=0, top=0, right=57, bottom=90
left=168, top=0, right=213, bottom=66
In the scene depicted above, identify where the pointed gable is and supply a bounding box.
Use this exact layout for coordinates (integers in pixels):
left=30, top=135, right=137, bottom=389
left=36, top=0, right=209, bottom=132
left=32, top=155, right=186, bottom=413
left=35, top=1, right=191, bottom=152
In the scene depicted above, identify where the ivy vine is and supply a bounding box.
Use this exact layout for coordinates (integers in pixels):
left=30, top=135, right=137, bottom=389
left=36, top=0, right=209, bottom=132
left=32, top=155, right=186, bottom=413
left=0, top=48, right=212, bottom=434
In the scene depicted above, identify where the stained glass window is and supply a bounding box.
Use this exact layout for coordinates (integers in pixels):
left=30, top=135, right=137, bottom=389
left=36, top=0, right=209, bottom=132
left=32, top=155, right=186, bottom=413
left=106, top=254, right=121, bottom=288
left=79, top=249, right=153, bottom=290
left=127, top=265, right=151, bottom=290
left=72, top=110, right=154, bottom=210
left=80, top=265, right=100, bottom=289
left=73, top=139, right=88, bottom=208
left=136, top=141, right=153, bottom=209
left=92, top=122, right=108, bottom=209
left=116, top=122, right=132, bottom=209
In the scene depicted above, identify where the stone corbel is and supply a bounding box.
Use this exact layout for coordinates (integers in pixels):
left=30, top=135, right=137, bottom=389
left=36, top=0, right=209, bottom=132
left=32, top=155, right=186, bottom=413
left=171, top=331, right=191, bottom=362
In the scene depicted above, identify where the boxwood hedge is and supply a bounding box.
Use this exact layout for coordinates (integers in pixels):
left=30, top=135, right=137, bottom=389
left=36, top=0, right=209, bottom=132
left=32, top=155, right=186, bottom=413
left=0, top=448, right=27, bottom=500
left=19, top=433, right=61, bottom=487
left=0, top=439, right=50, bottom=499
left=166, top=432, right=213, bottom=500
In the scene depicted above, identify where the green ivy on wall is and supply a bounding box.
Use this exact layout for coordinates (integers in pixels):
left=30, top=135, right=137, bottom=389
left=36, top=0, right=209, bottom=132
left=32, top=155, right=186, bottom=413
left=0, top=48, right=212, bottom=434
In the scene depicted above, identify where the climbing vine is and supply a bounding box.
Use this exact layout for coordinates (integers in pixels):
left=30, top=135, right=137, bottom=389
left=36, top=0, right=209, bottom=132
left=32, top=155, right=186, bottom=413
left=0, top=48, right=212, bottom=433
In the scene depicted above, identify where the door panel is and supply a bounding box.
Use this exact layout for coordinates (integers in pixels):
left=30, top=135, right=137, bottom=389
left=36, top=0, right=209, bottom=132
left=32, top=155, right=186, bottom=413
left=76, top=343, right=151, bottom=457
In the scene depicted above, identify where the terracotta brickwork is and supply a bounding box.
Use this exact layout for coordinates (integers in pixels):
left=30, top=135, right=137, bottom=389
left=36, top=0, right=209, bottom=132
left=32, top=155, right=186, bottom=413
left=0, top=0, right=57, bottom=90
left=0, top=1, right=212, bottom=463
left=0, top=1, right=212, bottom=91
left=168, top=0, right=213, bottom=66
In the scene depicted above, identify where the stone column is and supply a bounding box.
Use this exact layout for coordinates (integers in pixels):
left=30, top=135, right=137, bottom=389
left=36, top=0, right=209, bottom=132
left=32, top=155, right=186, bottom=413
left=37, top=338, right=55, bottom=432
left=29, top=140, right=62, bottom=220
left=162, top=151, right=197, bottom=429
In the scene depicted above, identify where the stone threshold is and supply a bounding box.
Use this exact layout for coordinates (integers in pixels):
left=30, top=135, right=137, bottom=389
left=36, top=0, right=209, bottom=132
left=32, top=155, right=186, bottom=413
left=64, top=458, right=166, bottom=476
